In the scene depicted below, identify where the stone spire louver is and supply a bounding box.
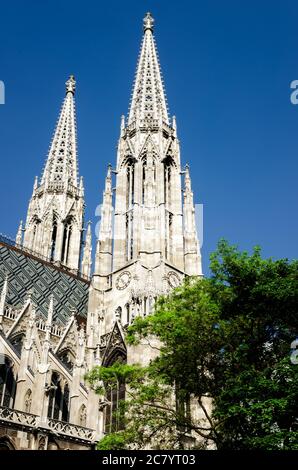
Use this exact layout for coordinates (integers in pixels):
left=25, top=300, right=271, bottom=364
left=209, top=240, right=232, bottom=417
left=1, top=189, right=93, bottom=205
left=22, top=76, right=86, bottom=273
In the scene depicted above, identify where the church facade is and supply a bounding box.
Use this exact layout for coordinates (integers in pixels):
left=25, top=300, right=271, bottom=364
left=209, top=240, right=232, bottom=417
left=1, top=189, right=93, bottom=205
left=0, top=13, right=202, bottom=450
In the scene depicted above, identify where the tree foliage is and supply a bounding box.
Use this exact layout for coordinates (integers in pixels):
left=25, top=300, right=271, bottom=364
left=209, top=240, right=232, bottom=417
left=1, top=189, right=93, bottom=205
left=86, top=240, right=298, bottom=450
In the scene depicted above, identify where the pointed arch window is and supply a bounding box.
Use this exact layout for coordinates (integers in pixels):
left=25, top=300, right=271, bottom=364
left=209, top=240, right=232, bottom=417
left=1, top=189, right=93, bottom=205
left=47, top=372, right=70, bottom=422
left=125, top=303, right=130, bottom=325
left=0, top=437, right=15, bottom=450
left=164, top=156, right=174, bottom=207
left=125, top=158, right=135, bottom=261
left=50, top=215, right=58, bottom=261
left=61, top=217, right=73, bottom=265
left=31, top=217, right=40, bottom=251
left=115, top=306, right=122, bottom=322
left=104, top=352, right=126, bottom=434
left=142, top=155, right=156, bottom=206
left=126, top=158, right=135, bottom=210
left=0, top=356, right=16, bottom=408
left=164, top=157, right=175, bottom=261
left=10, top=333, right=24, bottom=355
left=57, top=349, right=75, bottom=373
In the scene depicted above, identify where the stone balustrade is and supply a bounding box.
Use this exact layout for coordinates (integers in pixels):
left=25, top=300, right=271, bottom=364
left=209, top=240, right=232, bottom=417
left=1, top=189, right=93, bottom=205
left=0, top=406, right=95, bottom=443
left=48, top=418, right=95, bottom=441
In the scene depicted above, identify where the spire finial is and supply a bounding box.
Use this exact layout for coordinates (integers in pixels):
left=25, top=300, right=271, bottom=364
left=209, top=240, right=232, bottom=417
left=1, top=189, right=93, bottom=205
left=66, top=75, right=76, bottom=94
left=143, top=12, right=154, bottom=32
left=16, top=220, right=23, bottom=246
left=47, top=295, right=54, bottom=326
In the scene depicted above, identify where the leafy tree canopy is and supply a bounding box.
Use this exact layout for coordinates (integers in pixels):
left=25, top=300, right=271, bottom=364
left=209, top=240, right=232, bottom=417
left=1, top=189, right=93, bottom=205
left=87, top=240, right=298, bottom=450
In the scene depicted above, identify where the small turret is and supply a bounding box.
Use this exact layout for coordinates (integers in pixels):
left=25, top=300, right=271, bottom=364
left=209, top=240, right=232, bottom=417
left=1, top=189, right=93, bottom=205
left=82, top=221, right=92, bottom=278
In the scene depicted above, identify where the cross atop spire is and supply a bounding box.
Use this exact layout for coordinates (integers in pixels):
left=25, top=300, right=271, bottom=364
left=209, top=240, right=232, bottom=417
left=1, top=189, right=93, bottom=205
left=41, top=75, right=78, bottom=187
left=143, top=12, right=154, bottom=32
left=128, top=13, right=169, bottom=125
left=66, top=74, right=76, bottom=94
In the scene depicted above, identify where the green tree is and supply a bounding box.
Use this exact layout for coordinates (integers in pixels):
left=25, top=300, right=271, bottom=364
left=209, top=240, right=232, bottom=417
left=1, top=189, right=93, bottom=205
left=86, top=240, right=298, bottom=450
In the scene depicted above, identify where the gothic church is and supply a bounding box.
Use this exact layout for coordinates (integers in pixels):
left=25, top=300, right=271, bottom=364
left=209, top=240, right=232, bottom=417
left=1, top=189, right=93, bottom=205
left=0, top=13, right=202, bottom=450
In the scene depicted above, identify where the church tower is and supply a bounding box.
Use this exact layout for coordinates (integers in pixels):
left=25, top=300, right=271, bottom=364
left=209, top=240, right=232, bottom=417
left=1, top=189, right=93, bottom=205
left=19, top=76, right=89, bottom=274
left=87, top=13, right=202, bottom=369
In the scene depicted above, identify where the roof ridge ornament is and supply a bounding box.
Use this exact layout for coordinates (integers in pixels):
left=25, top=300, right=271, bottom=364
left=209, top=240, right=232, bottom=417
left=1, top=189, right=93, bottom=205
left=143, top=12, right=154, bottom=32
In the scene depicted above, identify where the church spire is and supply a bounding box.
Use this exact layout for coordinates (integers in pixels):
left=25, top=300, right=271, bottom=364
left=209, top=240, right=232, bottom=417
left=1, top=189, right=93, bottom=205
left=22, top=76, right=85, bottom=272
left=16, top=220, right=23, bottom=245
left=94, top=165, right=113, bottom=279
left=183, top=165, right=202, bottom=276
left=82, top=221, right=92, bottom=278
left=41, top=75, right=78, bottom=186
left=0, top=276, right=8, bottom=330
left=128, top=12, right=169, bottom=125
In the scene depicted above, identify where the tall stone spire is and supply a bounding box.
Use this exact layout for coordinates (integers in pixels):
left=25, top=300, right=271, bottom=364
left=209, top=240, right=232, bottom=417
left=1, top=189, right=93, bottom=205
left=22, top=76, right=85, bottom=273
left=88, top=13, right=202, bottom=339
left=94, top=165, right=113, bottom=281
left=16, top=220, right=23, bottom=245
left=0, top=276, right=8, bottom=330
left=128, top=12, right=169, bottom=126
left=183, top=165, right=202, bottom=276
left=41, top=75, right=78, bottom=186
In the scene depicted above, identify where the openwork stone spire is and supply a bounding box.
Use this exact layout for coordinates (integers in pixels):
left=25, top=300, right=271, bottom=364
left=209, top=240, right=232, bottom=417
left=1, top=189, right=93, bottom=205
left=22, top=76, right=85, bottom=273
left=41, top=75, right=78, bottom=186
left=128, top=12, right=169, bottom=125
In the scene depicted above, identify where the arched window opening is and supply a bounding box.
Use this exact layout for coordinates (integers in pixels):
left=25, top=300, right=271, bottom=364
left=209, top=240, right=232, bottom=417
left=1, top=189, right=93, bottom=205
left=32, top=224, right=37, bottom=247
left=10, top=333, right=24, bottom=355
left=0, top=437, right=15, bottom=451
left=104, top=352, right=127, bottom=434
left=125, top=304, right=130, bottom=325
left=50, top=216, right=58, bottom=261
left=126, top=159, right=135, bottom=210
left=24, top=389, right=32, bottom=413
left=125, top=159, right=135, bottom=261
left=79, top=404, right=87, bottom=427
left=142, top=161, right=146, bottom=205
left=61, top=218, right=72, bottom=265
left=115, top=306, right=122, bottom=322
left=142, top=156, right=156, bottom=206
left=57, top=349, right=75, bottom=373
left=31, top=217, right=40, bottom=251
left=62, top=383, right=69, bottom=422
left=164, top=157, right=173, bottom=207
left=176, top=386, right=191, bottom=433
left=165, top=211, right=174, bottom=261
left=0, top=356, right=16, bottom=408
left=47, top=372, right=70, bottom=422
left=125, top=212, right=133, bottom=261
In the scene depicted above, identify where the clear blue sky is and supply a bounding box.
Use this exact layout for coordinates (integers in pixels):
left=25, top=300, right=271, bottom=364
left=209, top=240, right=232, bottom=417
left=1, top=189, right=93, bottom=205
left=0, top=0, right=297, bottom=275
